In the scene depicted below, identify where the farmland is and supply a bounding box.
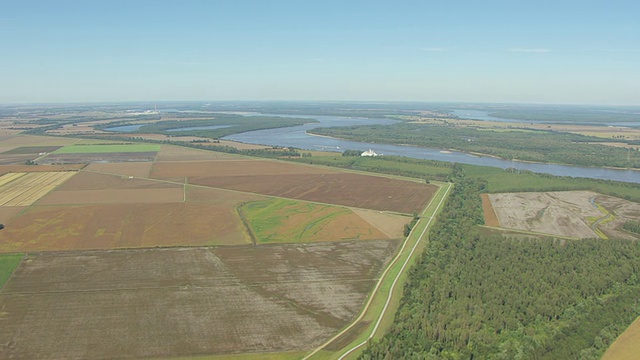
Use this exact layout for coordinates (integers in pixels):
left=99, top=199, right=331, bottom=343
left=0, top=131, right=434, bottom=359
left=0, top=172, right=76, bottom=206
left=52, top=143, right=161, bottom=154
left=0, top=242, right=397, bottom=360
left=240, top=198, right=391, bottom=243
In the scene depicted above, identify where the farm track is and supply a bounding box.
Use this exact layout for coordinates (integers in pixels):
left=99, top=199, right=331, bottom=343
left=0, top=172, right=76, bottom=206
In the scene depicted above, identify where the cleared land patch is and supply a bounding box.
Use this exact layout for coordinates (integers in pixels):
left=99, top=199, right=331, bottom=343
left=189, top=172, right=436, bottom=214
left=0, top=241, right=398, bottom=359
left=0, top=172, right=76, bottom=206
left=240, top=198, right=391, bottom=243
left=487, top=191, right=640, bottom=239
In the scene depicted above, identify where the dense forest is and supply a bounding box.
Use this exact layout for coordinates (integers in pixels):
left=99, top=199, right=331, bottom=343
left=309, top=123, right=640, bottom=168
left=360, top=168, right=640, bottom=359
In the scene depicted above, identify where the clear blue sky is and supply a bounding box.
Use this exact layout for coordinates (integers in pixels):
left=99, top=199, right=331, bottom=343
left=1, top=0, right=639, bottom=105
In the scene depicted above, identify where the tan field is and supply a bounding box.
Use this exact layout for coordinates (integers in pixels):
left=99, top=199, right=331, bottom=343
left=0, top=172, right=76, bottom=206
left=603, top=316, right=640, bottom=360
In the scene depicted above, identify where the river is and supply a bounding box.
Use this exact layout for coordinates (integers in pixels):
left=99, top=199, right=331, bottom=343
left=224, top=114, right=640, bottom=184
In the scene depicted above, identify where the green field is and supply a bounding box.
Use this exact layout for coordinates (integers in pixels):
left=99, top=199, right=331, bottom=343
left=53, top=144, right=161, bottom=154
left=0, top=253, right=23, bottom=289
left=240, top=198, right=353, bottom=243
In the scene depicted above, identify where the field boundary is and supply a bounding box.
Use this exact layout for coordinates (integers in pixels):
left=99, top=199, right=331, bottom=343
left=303, top=181, right=452, bottom=360
left=236, top=202, right=258, bottom=245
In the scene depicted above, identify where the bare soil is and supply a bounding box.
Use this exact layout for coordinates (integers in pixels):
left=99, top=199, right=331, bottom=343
left=0, top=241, right=398, bottom=359
left=481, top=193, right=500, bottom=227
left=486, top=191, right=640, bottom=239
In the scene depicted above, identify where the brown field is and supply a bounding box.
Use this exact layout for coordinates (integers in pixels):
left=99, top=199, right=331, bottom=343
left=155, top=145, right=241, bottom=162
left=0, top=172, right=76, bottom=206
left=151, top=159, right=337, bottom=177
left=38, top=151, right=157, bottom=164
left=38, top=188, right=185, bottom=205
left=0, top=206, right=25, bottom=223
left=603, top=316, right=640, bottom=360
left=0, top=200, right=256, bottom=252
left=0, top=164, right=85, bottom=175
left=85, top=161, right=154, bottom=177
left=0, top=241, right=398, bottom=359
left=481, top=193, right=500, bottom=227
left=487, top=191, right=640, bottom=239
left=190, top=172, right=435, bottom=214
left=55, top=171, right=181, bottom=191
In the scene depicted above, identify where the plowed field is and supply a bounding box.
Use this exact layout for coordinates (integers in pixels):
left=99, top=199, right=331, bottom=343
left=55, top=171, right=180, bottom=191
left=151, top=160, right=336, bottom=177
left=0, top=202, right=252, bottom=252
left=0, top=241, right=398, bottom=359
left=190, top=173, right=435, bottom=214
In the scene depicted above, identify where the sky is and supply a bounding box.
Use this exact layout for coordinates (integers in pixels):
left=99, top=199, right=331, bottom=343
left=1, top=0, right=639, bottom=105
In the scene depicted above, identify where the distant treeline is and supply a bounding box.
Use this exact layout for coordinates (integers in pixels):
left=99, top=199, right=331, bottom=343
left=96, top=114, right=314, bottom=139
left=360, top=167, right=640, bottom=360
left=309, top=123, right=640, bottom=168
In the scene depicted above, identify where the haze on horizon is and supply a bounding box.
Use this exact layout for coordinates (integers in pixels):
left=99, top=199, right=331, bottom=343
left=1, top=1, right=639, bottom=106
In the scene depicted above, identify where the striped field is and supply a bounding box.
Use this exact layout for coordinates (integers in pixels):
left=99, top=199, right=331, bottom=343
left=0, top=172, right=76, bottom=206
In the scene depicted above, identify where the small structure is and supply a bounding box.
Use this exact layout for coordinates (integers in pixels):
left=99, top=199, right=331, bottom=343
left=361, top=149, right=378, bottom=157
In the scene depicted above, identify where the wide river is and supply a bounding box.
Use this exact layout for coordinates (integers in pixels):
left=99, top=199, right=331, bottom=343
left=220, top=114, right=639, bottom=184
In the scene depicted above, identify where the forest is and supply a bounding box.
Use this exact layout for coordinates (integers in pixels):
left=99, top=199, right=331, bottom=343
left=359, top=168, right=640, bottom=359
left=309, top=123, right=640, bottom=168
left=95, top=114, right=314, bottom=139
